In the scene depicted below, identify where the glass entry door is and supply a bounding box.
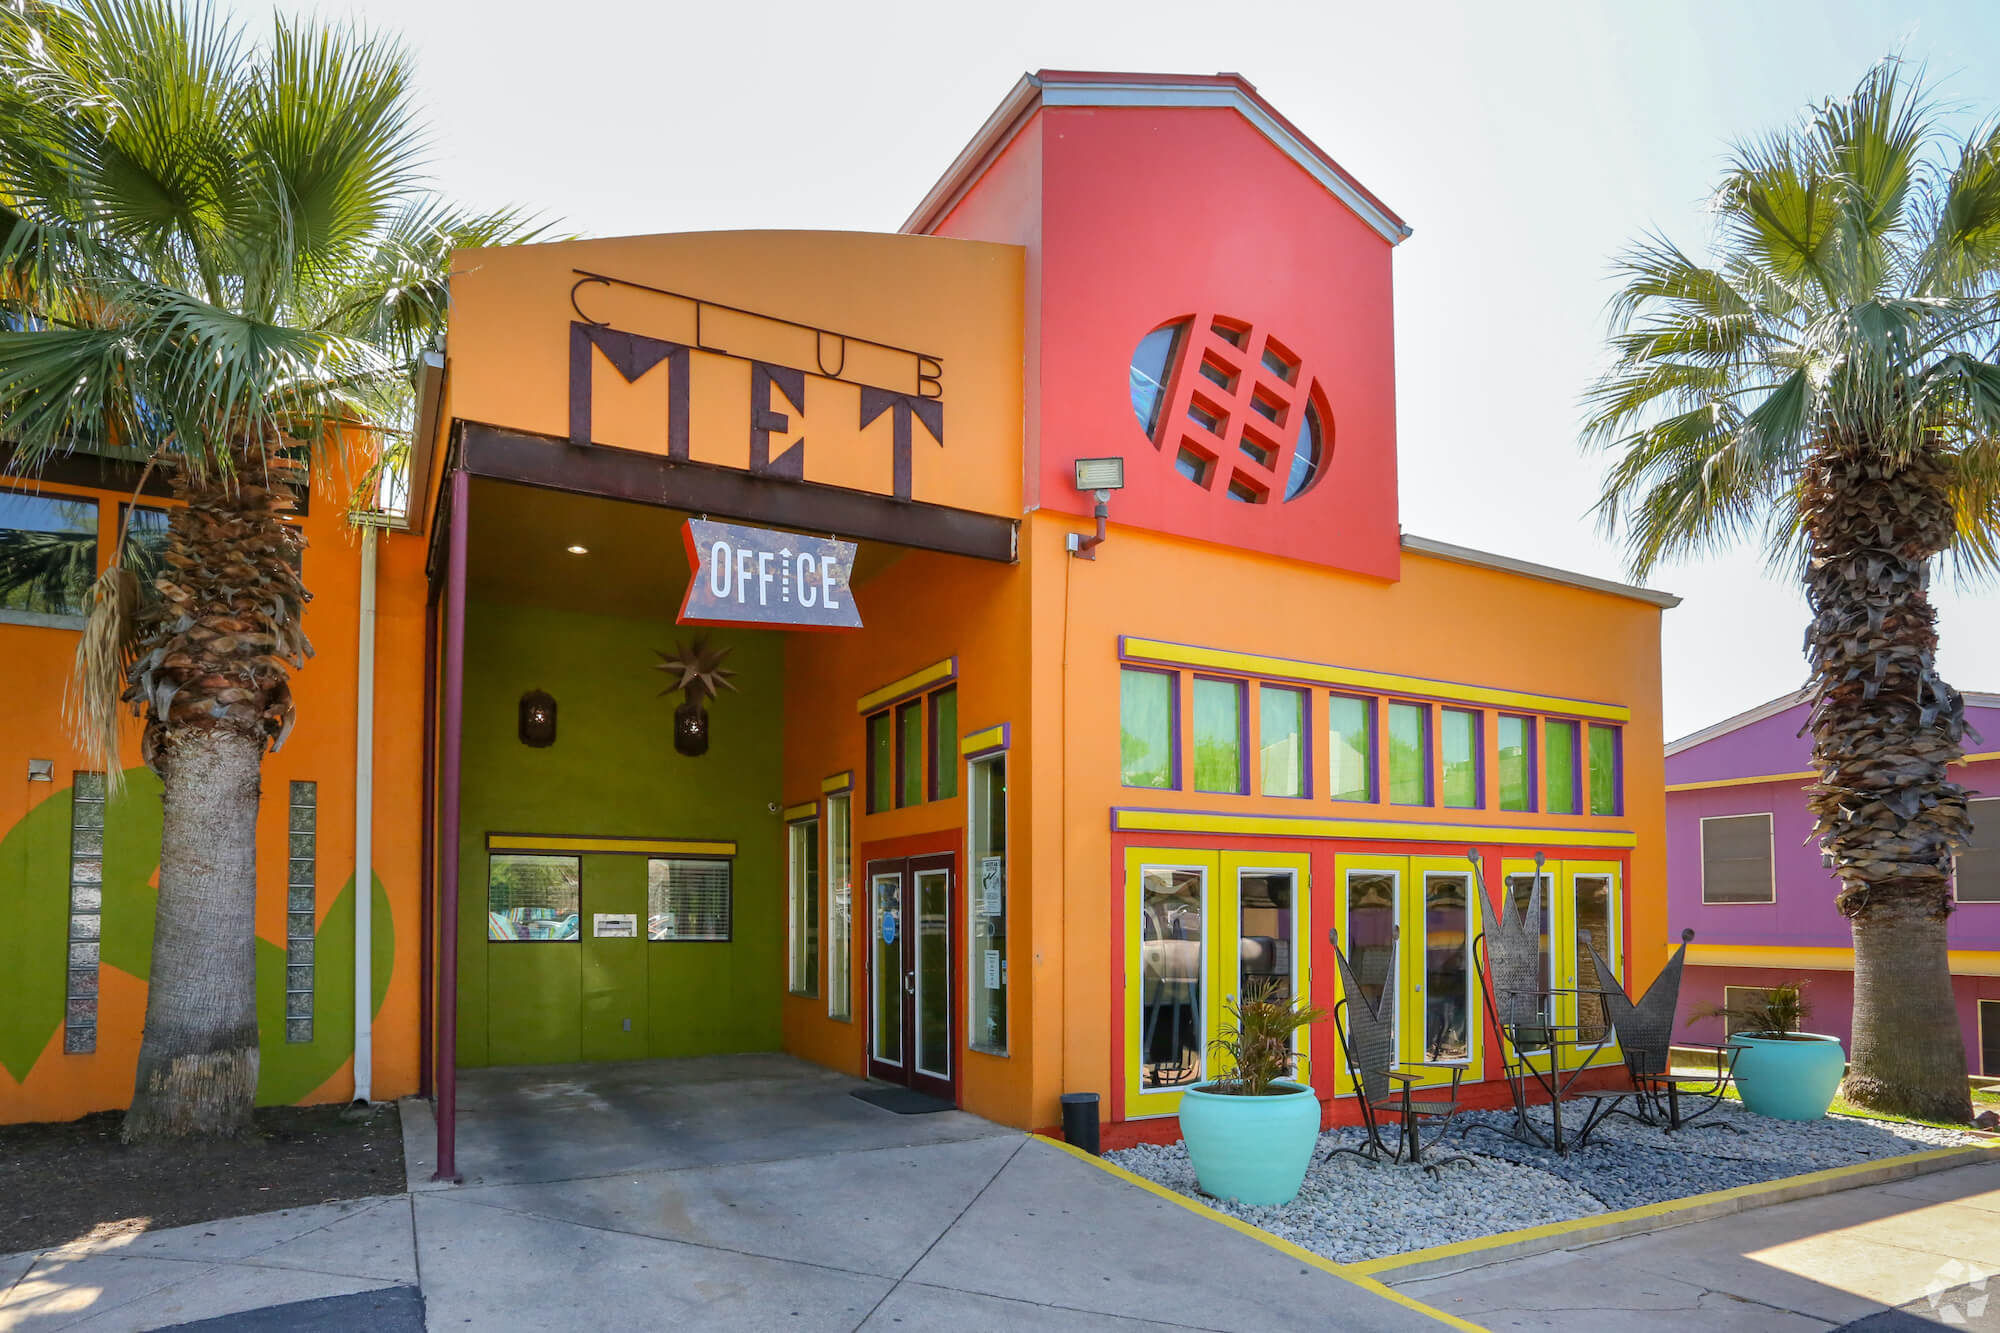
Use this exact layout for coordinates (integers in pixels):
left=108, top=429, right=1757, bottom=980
left=865, top=853, right=955, bottom=1100
left=1123, top=847, right=1310, bottom=1118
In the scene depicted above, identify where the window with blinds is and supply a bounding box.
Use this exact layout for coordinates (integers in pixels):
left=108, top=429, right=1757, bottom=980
left=1700, top=813, right=1775, bottom=904
left=649, top=858, right=732, bottom=941
left=1957, top=798, right=2000, bottom=904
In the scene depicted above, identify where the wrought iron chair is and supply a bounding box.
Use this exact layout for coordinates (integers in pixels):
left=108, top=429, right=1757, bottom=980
left=1582, top=928, right=1740, bottom=1133
left=1465, top=850, right=1627, bottom=1153
left=1327, top=927, right=1473, bottom=1173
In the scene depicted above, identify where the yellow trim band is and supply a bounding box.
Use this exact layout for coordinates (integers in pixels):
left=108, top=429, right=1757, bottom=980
left=781, top=801, right=818, bottom=823
left=1346, top=1143, right=2000, bottom=1278
left=856, top=657, right=955, bottom=714
left=821, top=771, right=854, bottom=794
left=960, top=724, right=1007, bottom=756
left=1031, top=1135, right=1483, bottom=1331
left=1113, top=807, right=1637, bottom=848
left=1687, top=942, right=2000, bottom=977
left=1122, top=636, right=1629, bottom=722
left=487, top=834, right=737, bottom=857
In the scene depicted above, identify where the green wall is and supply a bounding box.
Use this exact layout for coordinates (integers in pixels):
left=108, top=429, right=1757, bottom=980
left=456, top=600, right=786, bottom=1067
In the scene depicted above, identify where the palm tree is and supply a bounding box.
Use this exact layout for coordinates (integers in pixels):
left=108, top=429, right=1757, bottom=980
left=0, top=0, right=536, bottom=1138
left=1586, top=59, right=2000, bottom=1122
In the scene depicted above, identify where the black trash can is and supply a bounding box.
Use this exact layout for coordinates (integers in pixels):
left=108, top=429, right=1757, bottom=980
left=1059, top=1092, right=1101, bottom=1156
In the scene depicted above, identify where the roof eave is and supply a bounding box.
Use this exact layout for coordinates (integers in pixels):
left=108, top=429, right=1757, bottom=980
left=1400, top=533, right=1682, bottom=610
left=902, top=70, right=1411, bottom=245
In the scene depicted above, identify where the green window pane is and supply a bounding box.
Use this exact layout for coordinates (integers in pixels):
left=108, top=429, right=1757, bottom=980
left=1546, top=719, right=1579, bottom=814
left=1259, top=687, right=1304, bottom=797
left=1589, top=724, right=1620, bottom=816
left=897, top=700, right=923, bottom=807
left=1193, top=678, right=1243, bottom=793
left=1498, top=715, right=1533, bottom=812
left=868, top=712, right=893, bottom=812
left=1441, top=708, right=1479, bottom=808
left=931, top=687, right=958, bottom=801
left=1120, top=669, right=1174, bottom=788
left=1329, top=695, right=1373, bottom=801
left=1388, top=703, right=1428, bottom=806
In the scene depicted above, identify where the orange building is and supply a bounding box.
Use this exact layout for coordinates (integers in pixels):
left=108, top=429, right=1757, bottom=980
left=0, top=72, right=1676, bottom=1162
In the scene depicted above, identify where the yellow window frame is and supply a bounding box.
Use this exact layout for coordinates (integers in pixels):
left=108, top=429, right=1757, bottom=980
left=1405, top=854, right=1483, bottom=1087
left=1329, top=851, right=1405, bottom=1097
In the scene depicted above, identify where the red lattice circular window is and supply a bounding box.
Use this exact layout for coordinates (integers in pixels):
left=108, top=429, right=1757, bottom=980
left=1129, top=317, right=1329, bottom=503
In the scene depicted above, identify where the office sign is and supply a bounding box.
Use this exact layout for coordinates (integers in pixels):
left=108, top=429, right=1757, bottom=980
left=679, top=518, right=862, bottom=630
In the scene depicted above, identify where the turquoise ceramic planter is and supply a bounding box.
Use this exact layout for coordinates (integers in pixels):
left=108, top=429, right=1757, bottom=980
left=1177, top=1080, right=1321, bottom=1206
left=1729, top=1032, right=1846, bottom=1121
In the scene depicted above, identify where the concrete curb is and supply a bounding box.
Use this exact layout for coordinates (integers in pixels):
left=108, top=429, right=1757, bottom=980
left=1358, top=1142, right=2000, bottom=1285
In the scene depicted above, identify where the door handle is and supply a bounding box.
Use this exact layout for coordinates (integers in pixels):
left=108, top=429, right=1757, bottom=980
left=903, top=973, right=916, bottom=995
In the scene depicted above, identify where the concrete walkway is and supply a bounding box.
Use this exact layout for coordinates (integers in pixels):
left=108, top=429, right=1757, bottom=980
left=1393, top=1158, right=2000, bottom=1331
left=2, top=1056, right=1449, bottom=1331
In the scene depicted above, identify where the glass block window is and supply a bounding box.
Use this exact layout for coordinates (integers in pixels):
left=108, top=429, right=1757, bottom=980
left=285, top=781, right=316, bottom=1042
left=650, top=857, right=733, bottom=941
left=65, top=772, right=105, bottom=1054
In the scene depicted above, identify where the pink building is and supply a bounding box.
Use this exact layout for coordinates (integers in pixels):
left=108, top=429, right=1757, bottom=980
left=1666, top=691, right=2000, bottom=1076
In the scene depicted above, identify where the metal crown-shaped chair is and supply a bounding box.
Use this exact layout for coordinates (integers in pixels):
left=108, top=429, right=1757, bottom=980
left=1583, top=927, right=1740, bottom=1132
left=1328, top=927, right=1471, bottom=1173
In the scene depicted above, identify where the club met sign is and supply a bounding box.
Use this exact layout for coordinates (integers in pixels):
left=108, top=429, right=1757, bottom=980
left=678, top=518, right=862, bottom=630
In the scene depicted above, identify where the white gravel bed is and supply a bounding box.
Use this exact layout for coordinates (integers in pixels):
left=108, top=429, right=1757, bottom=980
left=1107, top=1105, right=1986, bottom=1264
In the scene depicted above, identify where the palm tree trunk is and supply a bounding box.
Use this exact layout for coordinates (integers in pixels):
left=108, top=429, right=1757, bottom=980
left=1845, top=899, right=1965, bottom=1121
left=1803, top=440, right=1973, bottom=1123
left=118, top=447, right=308, bottom=1141
left=123, top=727, right=264, bottom=1139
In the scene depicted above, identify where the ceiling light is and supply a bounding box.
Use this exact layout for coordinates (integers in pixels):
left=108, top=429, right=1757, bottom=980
left=566, top=544, right=589, bottom=555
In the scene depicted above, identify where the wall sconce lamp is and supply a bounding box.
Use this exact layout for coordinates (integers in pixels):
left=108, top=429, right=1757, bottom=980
left=1065, top=456, right=1125, bottom=560
left=518, top=689, right=558, bottom=747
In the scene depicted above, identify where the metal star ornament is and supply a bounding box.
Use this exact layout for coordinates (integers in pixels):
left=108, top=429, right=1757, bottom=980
left=654, top=637, right=738, bottom=704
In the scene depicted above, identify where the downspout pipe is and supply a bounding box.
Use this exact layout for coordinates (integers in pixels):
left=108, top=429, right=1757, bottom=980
left=352, top=521, right=379, bottom=1104
left=434, top=469, right=469, bottom=1183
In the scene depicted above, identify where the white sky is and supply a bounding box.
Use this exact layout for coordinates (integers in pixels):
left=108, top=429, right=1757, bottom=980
left=225, top=0, right=2000, bottom=739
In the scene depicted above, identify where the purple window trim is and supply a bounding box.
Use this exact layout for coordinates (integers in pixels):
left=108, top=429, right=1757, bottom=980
left=894, top=698, right=923, bottom=809
left=1589, top=723, right=1625, bottom=818
left=1120, top=666, right=1181, bottom=791
left=1328, top=691, right=1377, bottom=803
left=1192, top=673, right=1249, bottom=796
left=1115, top=634, right=1627, bottom=722
left=1387, top=699, right=1432, bottom=807
left=1441, top=707, right=1483, bottom=810
left=1499, top=713, right=1538, bottom=813
left=1260, top=684, right=1312, bottom=800
left=1545, top=717, right=1582, bottom=815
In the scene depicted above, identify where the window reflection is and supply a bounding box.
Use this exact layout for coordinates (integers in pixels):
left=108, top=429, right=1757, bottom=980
left=1139, top=868, right=1205, bottom=1089
left=1237, top=871, right=1295, bottom=1004
left=1505, top=872, right=1555, bottom=1042
left=1423, top=873, right=1472, bottom=1062
left=487, top=854, right=580, bottom=941
left=1345, top=871, right=1397, bottom=1015
left=1575, top=874, right=1616, bottom=1040
left=0, top=489, right=98, bottom=619
left=1129, top=321, right=1189, bottom=438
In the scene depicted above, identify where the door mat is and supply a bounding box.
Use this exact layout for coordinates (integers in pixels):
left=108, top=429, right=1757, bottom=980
left=851, top=1087, right=955, bottom=1115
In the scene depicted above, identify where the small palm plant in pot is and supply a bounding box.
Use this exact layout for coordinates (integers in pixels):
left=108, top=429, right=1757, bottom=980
left=1695, top=980, right=1846, bottom=1121
left=1177, top=981, right=1328, bottom=1206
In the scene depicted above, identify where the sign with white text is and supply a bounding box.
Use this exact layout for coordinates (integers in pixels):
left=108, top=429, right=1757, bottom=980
left=678, top=518, right=862, bottom=630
